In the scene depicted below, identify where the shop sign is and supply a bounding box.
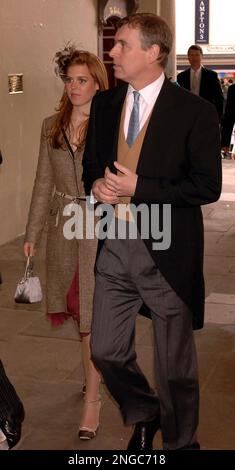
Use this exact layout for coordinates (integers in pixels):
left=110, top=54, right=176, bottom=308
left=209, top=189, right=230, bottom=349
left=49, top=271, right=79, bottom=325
left=195, top=0, right=209, bottom=44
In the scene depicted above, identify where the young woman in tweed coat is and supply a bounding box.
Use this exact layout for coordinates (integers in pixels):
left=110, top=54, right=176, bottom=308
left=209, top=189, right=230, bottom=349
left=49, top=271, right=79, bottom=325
left=24, top=46, right=108, bottom=440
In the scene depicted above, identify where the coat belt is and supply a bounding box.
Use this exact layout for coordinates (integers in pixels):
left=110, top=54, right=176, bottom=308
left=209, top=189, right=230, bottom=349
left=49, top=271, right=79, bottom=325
left=55, top=190, right=86, bottom=202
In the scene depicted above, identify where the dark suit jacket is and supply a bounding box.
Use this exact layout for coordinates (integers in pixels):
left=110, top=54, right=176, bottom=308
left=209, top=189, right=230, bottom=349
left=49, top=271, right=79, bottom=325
left=83, top=78, right=222, bottom=330
left=221, top=83, right=235, bottom=147
left=177, top=67, right=224, bottom=120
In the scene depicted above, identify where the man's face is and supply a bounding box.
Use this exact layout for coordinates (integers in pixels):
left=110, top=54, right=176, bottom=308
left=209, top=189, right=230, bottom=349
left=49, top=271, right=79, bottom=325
left=109, top=24, right=153, bottom=89
left=187, top=49, right=202, bottom=70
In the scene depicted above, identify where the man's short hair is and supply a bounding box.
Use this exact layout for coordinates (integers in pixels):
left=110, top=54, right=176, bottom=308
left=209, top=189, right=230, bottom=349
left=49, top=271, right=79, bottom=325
left=117, top=13, right=173, bottom=69
left=187, top=45, right=203, bottom=55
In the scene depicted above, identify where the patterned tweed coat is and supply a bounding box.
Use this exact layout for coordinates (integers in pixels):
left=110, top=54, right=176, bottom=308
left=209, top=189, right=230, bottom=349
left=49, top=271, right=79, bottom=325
left=25, top=114, right=97, bottom=332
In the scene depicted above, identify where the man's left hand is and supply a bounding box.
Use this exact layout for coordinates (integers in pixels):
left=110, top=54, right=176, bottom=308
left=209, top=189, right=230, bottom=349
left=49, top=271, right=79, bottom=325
left=105, top=162, right=138, bottom=197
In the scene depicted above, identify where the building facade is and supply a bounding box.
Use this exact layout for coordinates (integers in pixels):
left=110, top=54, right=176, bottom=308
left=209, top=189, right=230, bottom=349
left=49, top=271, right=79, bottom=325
left=0, top=0, right=234, bottom=244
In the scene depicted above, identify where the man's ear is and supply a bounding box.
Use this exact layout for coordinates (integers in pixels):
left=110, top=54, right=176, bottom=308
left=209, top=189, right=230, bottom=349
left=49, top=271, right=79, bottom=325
left=148, top=44, right=160, bottom=64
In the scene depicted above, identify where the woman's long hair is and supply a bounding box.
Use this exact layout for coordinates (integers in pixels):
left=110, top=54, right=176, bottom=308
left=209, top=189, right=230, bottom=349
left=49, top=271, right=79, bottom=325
left=49, top=48, right=108, bottom=149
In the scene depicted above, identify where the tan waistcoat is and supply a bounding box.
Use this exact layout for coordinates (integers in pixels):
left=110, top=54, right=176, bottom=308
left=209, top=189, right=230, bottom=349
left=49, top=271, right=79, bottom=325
left=115, top=100, right=151, bottom=219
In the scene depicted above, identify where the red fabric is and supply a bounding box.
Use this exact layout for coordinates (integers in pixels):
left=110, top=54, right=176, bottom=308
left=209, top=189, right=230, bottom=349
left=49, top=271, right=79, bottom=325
left=47, top=266, right=89, bottom=336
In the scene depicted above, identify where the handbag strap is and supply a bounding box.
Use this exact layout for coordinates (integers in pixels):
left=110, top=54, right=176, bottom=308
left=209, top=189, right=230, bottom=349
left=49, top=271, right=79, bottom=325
left=24, top=256, right=33, bottom=279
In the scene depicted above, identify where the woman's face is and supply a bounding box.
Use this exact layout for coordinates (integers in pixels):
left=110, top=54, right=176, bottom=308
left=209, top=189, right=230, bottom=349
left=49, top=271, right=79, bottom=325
left=64, top=64, right=99, bottom=108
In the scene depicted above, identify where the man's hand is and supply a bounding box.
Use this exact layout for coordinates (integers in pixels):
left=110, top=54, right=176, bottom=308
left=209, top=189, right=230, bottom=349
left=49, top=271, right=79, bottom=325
left=105, top=162, right=138, bottom=197
left=92, top=177, right=119, bottom=204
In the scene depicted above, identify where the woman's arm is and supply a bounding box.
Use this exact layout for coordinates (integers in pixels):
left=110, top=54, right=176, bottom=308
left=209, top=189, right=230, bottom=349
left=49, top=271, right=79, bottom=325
left=24, top=119, right=54, bottom=248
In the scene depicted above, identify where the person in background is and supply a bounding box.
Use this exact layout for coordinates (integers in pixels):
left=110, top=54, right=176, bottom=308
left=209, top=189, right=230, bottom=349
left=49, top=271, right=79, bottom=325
left=220, top=78, right=229, bottom=109
left=0, top=360, right=25, bottom=450
left=221, top=82, right=235, bottom=158
left=24, top=46, right=108, bottom=440
left=0, top=151, right=2, bottom=285
left=83, top=13, right=222, bottom=451
left=177, top=45, right=224, bottom=121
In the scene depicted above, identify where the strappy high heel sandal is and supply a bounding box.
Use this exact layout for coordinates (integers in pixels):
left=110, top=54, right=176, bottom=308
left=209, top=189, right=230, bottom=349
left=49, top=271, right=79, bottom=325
left=78, top=397, right=101, bottom=440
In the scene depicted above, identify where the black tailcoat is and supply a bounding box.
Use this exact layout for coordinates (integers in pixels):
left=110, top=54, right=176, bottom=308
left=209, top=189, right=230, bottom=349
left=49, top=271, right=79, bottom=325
left=83, top=78, right=222, bottom=329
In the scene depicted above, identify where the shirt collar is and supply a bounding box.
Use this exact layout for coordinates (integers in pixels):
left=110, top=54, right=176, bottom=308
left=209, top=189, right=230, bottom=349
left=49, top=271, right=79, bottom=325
left=127, top=72, right=165, bottom=104
left=191, top=66, right=202, bottom=76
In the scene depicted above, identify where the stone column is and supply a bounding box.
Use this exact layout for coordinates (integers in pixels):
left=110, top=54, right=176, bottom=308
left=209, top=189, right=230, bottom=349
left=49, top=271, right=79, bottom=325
left=139, top=0, right=176, bottom=80
left=158, top=0, right=176, bottom=80
left=138, top=0, right=158, bottom=13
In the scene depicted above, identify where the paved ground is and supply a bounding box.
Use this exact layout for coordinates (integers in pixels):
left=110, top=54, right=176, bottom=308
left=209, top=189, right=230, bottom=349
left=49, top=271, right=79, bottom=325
left=0, top=160, right=235, bottom=450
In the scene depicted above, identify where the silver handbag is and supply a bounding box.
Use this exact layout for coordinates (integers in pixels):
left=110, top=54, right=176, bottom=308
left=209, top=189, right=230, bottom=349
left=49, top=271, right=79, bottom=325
left=14, top=256, right=42, bottom=303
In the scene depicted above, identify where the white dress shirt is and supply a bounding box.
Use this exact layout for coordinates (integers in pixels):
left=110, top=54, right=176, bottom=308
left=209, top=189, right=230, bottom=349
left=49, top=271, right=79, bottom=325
left=124, top=72, right=165, bottom=138
left=190, top=67, right=202, bottom=96
left=90, top=73, right=165, bottom=203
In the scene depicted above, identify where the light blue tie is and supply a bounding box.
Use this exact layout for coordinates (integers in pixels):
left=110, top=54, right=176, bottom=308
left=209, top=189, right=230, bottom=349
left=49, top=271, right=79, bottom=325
left=126, top=91, right=140, bottom=147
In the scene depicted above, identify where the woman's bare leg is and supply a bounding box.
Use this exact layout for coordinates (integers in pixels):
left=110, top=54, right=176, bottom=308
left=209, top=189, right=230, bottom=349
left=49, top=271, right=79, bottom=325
left=79, top=334, right=101, bottom=434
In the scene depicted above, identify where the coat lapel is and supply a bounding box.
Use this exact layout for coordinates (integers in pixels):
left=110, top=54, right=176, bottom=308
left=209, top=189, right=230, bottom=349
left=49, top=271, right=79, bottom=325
left=105, top=85, right=127, bottom=172
left=199, top=67, right=206, bottom=96
left=136, top=77, right=175, bottom=173
left=185, top=68, right=191, bottom=90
